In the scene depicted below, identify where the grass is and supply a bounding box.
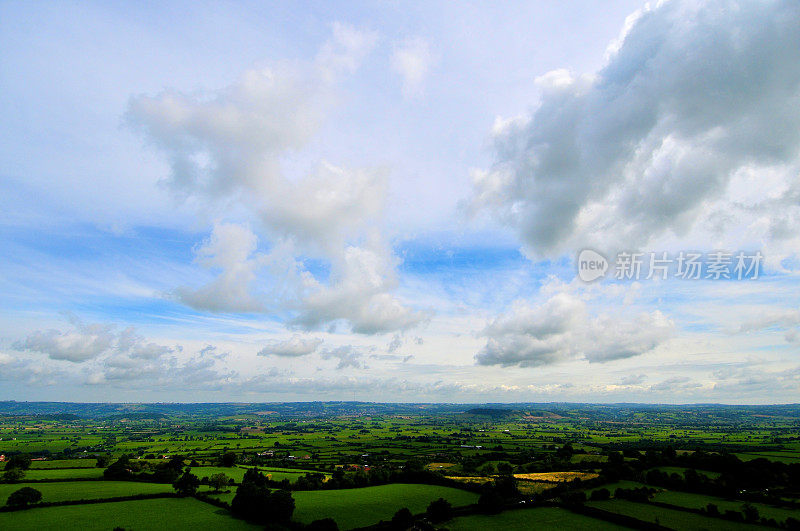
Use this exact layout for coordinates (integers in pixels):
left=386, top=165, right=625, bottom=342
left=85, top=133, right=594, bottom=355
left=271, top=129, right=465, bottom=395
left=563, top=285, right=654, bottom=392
left=652, top=466, right=720, bottom=479
left=18, top=468, right=105, bottom=480
left=652, top=490, right=800, bottom=523
left=446, top=506, right=627, bottom=530
left=0, top=496, right=259, bottom=530
left=585, top=480, right=645, bottom=495
left=190, top=466, right=247, bottom=483
left=588, top=499, right=762, bottom=530
left=3, top=459, right=98, bottom=470
left=513, top=472, right=599, bottom=482
left=291, top=484, right=479, bottom=529
left=0, top=481, right=174, bottom=506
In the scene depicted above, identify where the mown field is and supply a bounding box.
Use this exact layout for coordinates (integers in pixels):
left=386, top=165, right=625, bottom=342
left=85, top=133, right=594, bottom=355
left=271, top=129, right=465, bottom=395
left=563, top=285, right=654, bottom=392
left=0, top=481, right=173, bottom=506
left=20, top=468, right=105, bottom=480
left=652, top=490, right=800, bottom=523
left=292, top=484, right=479, bottom=529
left=0, top=497, right=259, bottom=530
left=588, top=499, right=762, bottom=530
left=446, top=506, right=627, bottom=530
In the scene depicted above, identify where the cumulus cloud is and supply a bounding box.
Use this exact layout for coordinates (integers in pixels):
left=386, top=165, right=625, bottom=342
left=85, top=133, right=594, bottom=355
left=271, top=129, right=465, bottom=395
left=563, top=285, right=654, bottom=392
left=469, top=0, right=800, bottom=258
left=391, top=37, right=436, bottom=98
left=173, top=223, right=266, bottom=312
left=13, top=317, right=175, bottom=364
left=320, top=345, right=369, bottom=370
left=475, top=291, right=673, bottom=367
left=618, top=374, right=646, bottom=386
left=257, top=335, right=323, bottom=358
left=649, top=376, right=701, bottom=392
left=129, top=24, right=424, bottom=334
left=14, top=319, right=116, bottom=362
left=316, top=22, right=378, bottom=79
left=293, top=243, right=428, bottom=334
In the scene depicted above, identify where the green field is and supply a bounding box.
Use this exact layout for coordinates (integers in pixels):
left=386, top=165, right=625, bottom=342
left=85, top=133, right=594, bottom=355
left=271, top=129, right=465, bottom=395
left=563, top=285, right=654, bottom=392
left=585, top=480, right=645, bottom=495
left=2, top=459, right=98, bottom=470
left=292, top=484, right=478, bottom=529
left=190, top=465, right=325, bottom=484
left=588, top=499, right=761, bottom=530
left=0, top=481, right=173, bottom=506
left=21, top=468, right=105, bottom=480
left=190, top=466, right=247, bottom=483
left=735, top=452, right=800, bottom=464
left=207, top=482, right=479, bottom=528
left=446, top=506, right=627, bottom=530
left=0, top=497, right=259, bottom=530
left=652, top=466, right=721, bottom=479
left=652, top=490, right=800, bottom=523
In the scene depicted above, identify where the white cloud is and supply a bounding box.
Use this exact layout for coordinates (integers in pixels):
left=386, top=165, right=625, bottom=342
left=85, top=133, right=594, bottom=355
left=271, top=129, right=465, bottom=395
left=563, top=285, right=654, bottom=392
left=475, top=291, right=673, bottom=367
left=13, top=317, right=175, bottom=364
left=14, top=319, right=116, bottom=362
left=173, top=223, right=265, bottom=313
left=292, top=242, right=428, bottom=334
left=469, top=0, right=800, bottom=258
left=320, top=345, right=369, bottom=370
left=316, top=22, right=378, bottom=79
left=391, top=37, right=436, bottom=98
left=257, top=335, right=323, bottom=358
left=128, top=25, right=424, bottom=334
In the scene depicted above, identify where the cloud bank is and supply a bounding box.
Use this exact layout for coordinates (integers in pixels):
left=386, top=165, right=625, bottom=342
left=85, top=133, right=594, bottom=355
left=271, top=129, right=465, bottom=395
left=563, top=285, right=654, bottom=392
left=469, top=0, right=800, bottom=258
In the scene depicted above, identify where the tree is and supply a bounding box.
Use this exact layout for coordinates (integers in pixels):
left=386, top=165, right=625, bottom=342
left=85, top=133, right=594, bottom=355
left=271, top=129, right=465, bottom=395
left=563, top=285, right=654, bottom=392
left=425, top=497, right=452, bottom=523
left=242, top=467, right=268, bottom=487
left=221, top=451, right=237, bottom=467
left=5, top=454, right=32, bottom=471
left=590, top=488, right=610, bottom=501
left=104, top=456, right=133, bottom=481
left=7, top=487, right=42, bottom=508
left=477, top=490, right=504, bottom=514
left=2, top=469, right=25, bottom=482
left=172, top=470, right=200, bottom=496
left=497, top=462, right=514, bottom=475
left=231, top=484, right=295, bottom=524
left=306, top=518, right=339, bottom=530
left=209, top=472, right=230, bottom=492
left=479, top=463, right=496, bottom=475
left=391, top=507, right=414, bottom=530
left=742, top=503, right=759, bottom=523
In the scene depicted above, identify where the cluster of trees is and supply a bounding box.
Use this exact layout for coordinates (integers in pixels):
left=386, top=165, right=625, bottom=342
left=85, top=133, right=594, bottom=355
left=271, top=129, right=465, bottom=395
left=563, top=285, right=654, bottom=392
left=595, top=447, right=800, bottom=505
left=477, top=475, right=520, bottom=514
left=287, top=460, right=478, bottom=493
left=104, top=454, right=187, bottom=483
left=230, top=468, right=295, bottom=526
left=2, top=453, right=31, bottom=482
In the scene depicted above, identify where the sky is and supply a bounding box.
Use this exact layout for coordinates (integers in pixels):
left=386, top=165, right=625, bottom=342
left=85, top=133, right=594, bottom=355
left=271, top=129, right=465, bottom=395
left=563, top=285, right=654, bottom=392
left=2, top=0, right=800, bottom=404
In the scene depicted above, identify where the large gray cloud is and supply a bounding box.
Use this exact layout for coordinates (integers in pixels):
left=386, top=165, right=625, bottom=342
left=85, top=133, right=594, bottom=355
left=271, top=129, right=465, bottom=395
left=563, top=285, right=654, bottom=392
left=14, top=320, right=116, bottom=362
left=13, top=318, right=176, bottom=364
left=469, top=0, right=800, bottom=257
left=475, top=292, right=673, bottom=367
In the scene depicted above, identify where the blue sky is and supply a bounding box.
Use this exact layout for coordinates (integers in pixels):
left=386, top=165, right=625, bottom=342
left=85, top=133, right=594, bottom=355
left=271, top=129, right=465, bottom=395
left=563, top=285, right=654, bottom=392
left=2, top=0, right=800, bottom=403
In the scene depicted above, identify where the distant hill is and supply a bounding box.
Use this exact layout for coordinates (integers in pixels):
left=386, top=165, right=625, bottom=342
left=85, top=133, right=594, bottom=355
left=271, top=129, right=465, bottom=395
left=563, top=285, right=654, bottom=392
left=463, top=407, right=517, bottom=419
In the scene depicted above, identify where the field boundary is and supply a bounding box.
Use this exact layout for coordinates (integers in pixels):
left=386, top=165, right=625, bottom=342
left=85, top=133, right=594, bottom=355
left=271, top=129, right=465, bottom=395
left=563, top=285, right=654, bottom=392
left=0, top=492, right=181, bottom=513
